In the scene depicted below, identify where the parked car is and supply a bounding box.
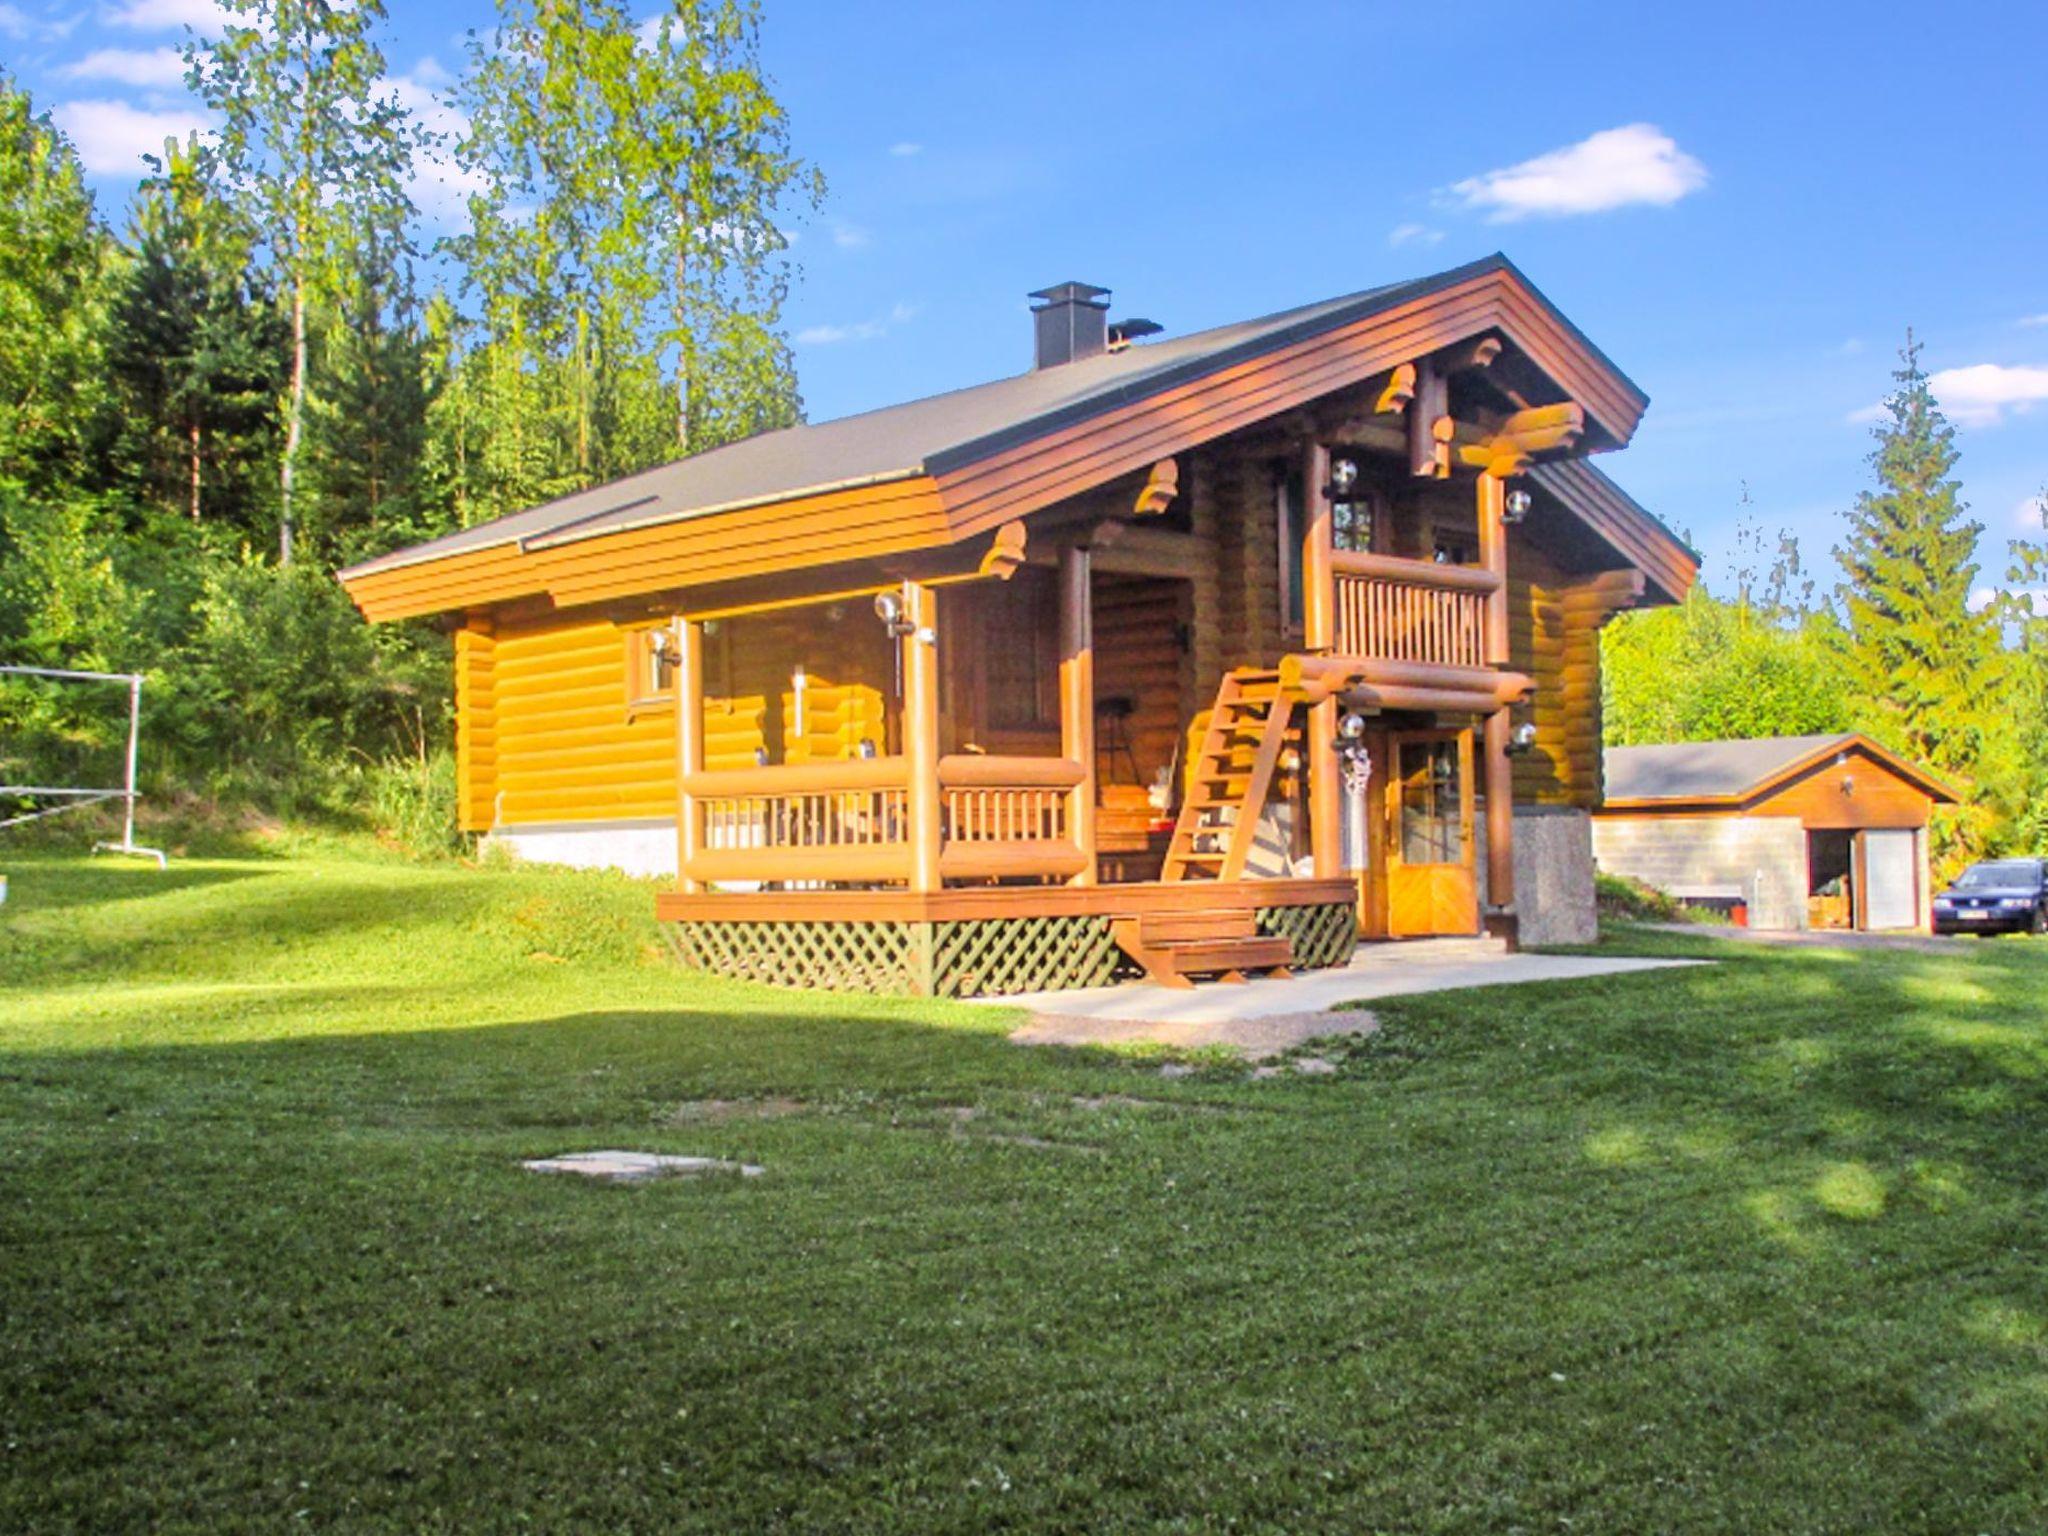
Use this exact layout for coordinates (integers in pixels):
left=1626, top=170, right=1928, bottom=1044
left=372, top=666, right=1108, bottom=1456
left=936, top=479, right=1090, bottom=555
left=1932, top=858, right=2048, bottom=935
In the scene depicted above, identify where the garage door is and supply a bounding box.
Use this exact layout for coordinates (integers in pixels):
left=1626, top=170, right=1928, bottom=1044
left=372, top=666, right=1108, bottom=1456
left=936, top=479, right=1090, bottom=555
left=1861, top=830, right=1919, bottom=930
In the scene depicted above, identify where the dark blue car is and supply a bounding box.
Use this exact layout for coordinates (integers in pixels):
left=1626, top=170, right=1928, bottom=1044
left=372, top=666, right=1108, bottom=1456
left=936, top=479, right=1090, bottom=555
left=1932, top=858, right=2048, bottom=936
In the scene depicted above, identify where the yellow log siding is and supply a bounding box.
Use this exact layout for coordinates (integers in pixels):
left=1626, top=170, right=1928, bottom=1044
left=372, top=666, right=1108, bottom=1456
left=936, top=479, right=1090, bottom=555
left=486, top=606, right=893, bottom=827
left=454, top=618, right=498, bottom=831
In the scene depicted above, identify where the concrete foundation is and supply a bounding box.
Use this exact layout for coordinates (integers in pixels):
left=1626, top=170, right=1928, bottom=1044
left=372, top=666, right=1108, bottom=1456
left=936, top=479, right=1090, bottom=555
left=487, top=819, right=677, bottom=880
left=1477, top=806, right=1600, bottom=947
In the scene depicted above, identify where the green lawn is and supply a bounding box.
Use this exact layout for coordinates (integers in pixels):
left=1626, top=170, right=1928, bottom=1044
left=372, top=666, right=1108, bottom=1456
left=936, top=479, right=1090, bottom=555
left=2, top=848, right=2045, bottom=1533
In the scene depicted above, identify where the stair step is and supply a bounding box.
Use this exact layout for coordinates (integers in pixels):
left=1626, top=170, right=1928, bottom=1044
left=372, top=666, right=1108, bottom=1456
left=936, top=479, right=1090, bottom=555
left=1141, top=909, right=1259, bottom=944
left=1158, top=935, right=1294, bottom=976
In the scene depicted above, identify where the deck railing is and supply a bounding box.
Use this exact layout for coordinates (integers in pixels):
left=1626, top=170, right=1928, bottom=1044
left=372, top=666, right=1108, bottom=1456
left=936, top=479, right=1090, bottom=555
left=681, top=754, right=1085, bottom=887
left=1332, top=551, right=1498, bottom=670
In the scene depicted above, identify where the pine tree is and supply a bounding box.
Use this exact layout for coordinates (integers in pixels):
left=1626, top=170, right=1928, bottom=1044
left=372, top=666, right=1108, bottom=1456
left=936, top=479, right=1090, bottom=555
left=107, top=136, right=284, bottom=534
left=1835, top=332, right=2009, bottom=859
left=302, top=219, right=432, bottom=563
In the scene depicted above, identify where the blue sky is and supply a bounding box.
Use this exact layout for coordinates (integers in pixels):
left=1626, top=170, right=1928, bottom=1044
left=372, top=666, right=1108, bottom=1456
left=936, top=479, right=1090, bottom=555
left=6, top=0, right=2045, bottom=593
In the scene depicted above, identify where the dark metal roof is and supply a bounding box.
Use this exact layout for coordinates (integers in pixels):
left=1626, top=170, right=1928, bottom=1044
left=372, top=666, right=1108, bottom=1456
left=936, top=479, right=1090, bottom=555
left=342, top=254, right=1645, bottom=581
left=1604, top=735, right=1867, bottom=802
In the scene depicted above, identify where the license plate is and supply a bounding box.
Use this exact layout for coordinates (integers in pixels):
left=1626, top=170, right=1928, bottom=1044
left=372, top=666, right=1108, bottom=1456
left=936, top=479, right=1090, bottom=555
left=1960, top=909, right=1989, bottom=920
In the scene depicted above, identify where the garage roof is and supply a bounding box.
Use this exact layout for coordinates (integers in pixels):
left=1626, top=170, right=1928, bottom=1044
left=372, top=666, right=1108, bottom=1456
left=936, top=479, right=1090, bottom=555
left=1603, top=734, right=1956, bottom=806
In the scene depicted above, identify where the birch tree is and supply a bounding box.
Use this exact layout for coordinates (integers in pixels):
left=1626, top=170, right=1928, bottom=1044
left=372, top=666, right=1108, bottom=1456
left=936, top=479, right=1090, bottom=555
left=191, top=0, right=416, bottom=564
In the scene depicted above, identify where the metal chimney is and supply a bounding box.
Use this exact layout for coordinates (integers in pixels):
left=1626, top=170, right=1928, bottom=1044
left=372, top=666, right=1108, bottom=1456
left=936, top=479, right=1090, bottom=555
left=1029, top=281, right=1110, bottom=369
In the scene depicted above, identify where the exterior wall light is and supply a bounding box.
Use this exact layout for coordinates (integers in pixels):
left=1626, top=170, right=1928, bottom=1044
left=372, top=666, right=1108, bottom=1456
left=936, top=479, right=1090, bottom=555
left=1505, top=720, right=1539, bottom=756
left=1502, top=488, right=1534, bottom=524
left=1337, top=711, right=1368, bottom=744
left=873, top=590, right=915, bottom=638
left=1327, top=456, right=1361, bottom=498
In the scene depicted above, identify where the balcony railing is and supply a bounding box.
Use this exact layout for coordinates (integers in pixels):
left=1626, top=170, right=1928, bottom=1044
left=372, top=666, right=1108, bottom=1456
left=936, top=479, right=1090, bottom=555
left=682, top=754, right=1087, bottom=887
left=1332, top=551, right=1498, bottom=670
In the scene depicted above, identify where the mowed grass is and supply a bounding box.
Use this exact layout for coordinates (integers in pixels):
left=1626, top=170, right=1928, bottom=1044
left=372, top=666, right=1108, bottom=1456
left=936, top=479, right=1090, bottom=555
left=2, top=850, right=2046, bottom=1534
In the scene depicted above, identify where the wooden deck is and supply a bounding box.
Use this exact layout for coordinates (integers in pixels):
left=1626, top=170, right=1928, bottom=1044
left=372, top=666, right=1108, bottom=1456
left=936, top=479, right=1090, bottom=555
left=659, top=878, right=1362, bottom=997
left=655, top=876, right=1357, bottom=925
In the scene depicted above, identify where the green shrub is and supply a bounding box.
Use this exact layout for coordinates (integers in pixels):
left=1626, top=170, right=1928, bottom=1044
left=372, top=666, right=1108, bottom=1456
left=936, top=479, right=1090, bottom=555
left=1595, top=871, right=1684, bottom=922
left=363, top=749, right=460, bottom=859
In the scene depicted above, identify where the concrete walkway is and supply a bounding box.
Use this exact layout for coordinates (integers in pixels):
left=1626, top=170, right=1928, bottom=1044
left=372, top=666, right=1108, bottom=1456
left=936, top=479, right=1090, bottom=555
left=992, top=938, right=1705, bottom=1056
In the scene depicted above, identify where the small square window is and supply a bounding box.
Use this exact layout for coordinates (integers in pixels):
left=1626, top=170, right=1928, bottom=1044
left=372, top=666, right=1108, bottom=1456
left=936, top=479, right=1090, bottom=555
left=624, top=624, right=676, bottom=713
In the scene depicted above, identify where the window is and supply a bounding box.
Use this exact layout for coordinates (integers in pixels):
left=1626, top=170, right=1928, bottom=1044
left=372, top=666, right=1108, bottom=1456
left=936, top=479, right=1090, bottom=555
left=1277, top=461, right=1305, bottom=634
left=624, top=622, right=676, bottom=713
left=1333, top=490, right=1377, bottom=554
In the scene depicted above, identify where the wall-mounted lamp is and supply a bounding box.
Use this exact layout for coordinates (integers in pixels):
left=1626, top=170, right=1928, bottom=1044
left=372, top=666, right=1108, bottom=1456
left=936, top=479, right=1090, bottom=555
left=1336, top=711, right=1368, bottom=748
left=873, top=590, right=915, bottom=639
left=1326, top=456, right=1361, bottom=500
left=647, top=626, right=678, bottom=682
left=1502, top=488, right=1534, bottom=525
left=1505, top=720, right=1539, bottom=756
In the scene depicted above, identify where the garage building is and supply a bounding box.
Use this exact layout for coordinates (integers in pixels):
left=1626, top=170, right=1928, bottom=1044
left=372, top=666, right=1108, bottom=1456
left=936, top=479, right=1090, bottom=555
left=1592, top=734, right=1955, bottom=931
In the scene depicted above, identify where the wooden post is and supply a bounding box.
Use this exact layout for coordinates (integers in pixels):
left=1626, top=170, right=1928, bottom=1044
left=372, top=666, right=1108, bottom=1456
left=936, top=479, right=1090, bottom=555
left=902, top=580, right=943, bottom=892
left=1058, top=544, right=1098, bottom=885
left=1302, top=439, right=1343, bottom=880
left=675, top=616, right=705, bottom=892
left=1476, top=471, right=1515, bottom=912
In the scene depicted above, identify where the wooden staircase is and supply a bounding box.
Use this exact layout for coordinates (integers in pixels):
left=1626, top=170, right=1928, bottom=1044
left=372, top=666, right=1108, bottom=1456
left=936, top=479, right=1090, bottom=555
left=1161, top=668, right=1294, bottom=883
left=1110, top=907, right=1293, bottom=989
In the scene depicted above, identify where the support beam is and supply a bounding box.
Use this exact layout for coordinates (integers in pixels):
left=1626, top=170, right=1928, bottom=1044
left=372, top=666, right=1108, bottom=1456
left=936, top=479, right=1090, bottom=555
left=1476, top=471, right=1511, bottom=665
left=1058, top=544, right=1097, bottom=886
left=1476, top=470, right=1515, bottom=916
left=902, top=581, right=942, bottom=892
left=1409, top=359, right=1452, bottom=479
left=1302, top=439, right=1343, bottom=880
left=674, top=617, right=706, bottom=893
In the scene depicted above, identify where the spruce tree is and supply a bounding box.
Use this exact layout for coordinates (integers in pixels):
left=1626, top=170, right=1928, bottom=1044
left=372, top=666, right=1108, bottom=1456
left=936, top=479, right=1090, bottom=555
left=108, top=137, right=283, bottom=534
left=1835, top=333, right=2008, bottom=855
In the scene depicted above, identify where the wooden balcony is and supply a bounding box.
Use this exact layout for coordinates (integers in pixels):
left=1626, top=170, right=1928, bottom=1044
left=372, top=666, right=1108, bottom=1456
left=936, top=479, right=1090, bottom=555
left=1331, top=551, right=1498, bottom=670
left=682, top=753, right=1088, bottom=888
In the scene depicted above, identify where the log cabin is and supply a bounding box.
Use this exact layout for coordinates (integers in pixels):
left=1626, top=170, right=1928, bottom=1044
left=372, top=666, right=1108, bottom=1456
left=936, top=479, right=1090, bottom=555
left=339, top=254, right=1698, bottom=995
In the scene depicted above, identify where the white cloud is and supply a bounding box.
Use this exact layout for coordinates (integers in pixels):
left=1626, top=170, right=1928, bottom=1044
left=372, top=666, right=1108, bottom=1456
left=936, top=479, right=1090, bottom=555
left=103, top=0, right=228, bottom=33
left=1971, top=584, right=2048, bottom=615
left=2020, top=314, right=2048, bottom=328
left=1387, top=222, right=1444, bottom=249
left=51, top=97, right=209, bottom=174
left=1, top=2, right=76, bottom=39
left=1927, top=362, right=2048, bottom=427
left=386, top=60, right=485, bottom=224
left=1443, top=123, right=1707, bottom=222
left=2011, top=494, right=2047, bottom=532
left=60, top=45, right=190, bottom=87
left=830, top=220, right=870, bottom=250
left=796, top=301, right=917, bottom=346
left=888, top=141, right=921, bottom=157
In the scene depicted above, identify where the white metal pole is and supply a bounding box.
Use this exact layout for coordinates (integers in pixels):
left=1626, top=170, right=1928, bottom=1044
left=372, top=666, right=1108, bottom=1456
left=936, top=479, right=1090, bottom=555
left=123, top=674, right=141, bottom=852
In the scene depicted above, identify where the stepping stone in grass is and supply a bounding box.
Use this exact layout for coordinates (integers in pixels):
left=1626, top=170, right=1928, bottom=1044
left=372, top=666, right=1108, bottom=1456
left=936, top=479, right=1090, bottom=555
left=522, top=1150, right=763, bottom=1182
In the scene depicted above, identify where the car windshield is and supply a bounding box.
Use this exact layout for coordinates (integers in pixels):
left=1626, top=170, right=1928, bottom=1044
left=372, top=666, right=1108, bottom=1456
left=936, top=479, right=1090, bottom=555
left=1954, top=861, right=2041, bottom=890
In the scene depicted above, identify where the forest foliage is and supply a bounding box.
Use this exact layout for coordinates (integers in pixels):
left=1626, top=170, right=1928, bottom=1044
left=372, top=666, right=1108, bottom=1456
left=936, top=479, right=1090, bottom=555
left=1603, top=341, right=2048, bottom=871
left=1, top=4, right=2041, bottom=872
left=0, top=0, right=815, bottom=849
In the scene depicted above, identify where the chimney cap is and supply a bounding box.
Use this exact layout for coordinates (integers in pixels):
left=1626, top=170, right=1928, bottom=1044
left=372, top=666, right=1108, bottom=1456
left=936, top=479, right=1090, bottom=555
left=1029, top=281, right=1111, bottom=309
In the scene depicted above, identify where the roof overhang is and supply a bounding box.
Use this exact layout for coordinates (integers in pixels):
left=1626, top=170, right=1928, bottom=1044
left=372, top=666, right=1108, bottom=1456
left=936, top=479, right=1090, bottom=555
left=1599, top=733, right=1960, bottom=813
left=341, top=256, right=1670, bottom=623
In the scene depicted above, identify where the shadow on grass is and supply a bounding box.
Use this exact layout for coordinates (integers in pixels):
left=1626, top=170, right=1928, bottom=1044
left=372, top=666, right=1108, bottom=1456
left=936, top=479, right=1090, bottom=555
left=4, top=938, right=2048, bottom=1531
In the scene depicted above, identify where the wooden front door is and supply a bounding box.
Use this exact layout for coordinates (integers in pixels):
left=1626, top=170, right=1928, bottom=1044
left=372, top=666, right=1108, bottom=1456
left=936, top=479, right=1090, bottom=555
left=1384, top=730, right=1479, bottom=938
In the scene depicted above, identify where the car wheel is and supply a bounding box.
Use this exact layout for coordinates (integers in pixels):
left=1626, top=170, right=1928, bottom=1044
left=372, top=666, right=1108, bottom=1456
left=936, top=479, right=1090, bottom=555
left=2033, top=906, right=2047, bottom=936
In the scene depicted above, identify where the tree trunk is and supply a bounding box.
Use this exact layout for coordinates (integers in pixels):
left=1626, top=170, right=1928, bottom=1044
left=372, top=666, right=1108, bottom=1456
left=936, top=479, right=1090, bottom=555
left=280, top=263, right=305, bottom=565
left=189, top=417, right=202, bottom=522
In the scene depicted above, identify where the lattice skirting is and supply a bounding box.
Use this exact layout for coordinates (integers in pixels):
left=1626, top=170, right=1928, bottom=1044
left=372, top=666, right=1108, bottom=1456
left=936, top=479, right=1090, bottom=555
left=669, top=900, right=1357, bottom=997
